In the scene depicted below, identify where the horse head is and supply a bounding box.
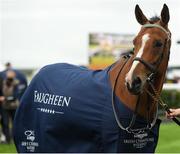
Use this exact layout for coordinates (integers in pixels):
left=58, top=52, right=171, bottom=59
left=125, top=4, right=171, bottom=95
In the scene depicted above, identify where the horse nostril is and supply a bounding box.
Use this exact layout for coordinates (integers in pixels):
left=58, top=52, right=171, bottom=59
left=126, top=81, right=131, bottom=90
left=132, top=77, right=142, bottom=87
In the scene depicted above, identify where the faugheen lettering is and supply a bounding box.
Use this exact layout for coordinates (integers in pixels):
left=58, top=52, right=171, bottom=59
left=34, top=90, right=71, bottom=107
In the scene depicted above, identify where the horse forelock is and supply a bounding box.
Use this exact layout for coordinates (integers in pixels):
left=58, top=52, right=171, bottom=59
left=149, top=16, right=160, bottom=23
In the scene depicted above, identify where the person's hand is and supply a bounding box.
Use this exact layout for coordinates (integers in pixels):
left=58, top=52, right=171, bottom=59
left=0, top=96, right=5, bottom=103
left=166, top=108, right=180, bottom=119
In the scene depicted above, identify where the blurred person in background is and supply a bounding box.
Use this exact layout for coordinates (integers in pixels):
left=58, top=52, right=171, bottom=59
left=0, top=75, right=6, bottom=143
left=5, top=62, right=12, bottom=70
left=0, top=62, right=28, bottom=99
left=1, top=70, right=20, bottom=143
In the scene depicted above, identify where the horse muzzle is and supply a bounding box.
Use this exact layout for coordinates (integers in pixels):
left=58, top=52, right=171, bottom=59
left=125, top=76, right=142, bottom=95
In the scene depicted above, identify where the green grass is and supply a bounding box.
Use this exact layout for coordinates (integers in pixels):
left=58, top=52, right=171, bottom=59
left=0, top=142, right=16, bottom=153
left=0, top=123, right=179, bottom=153
left=156, top=123, right=180, bottom=153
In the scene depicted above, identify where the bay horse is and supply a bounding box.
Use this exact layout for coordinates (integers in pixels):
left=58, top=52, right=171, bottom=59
left=14, top=4, right=172, bottom=153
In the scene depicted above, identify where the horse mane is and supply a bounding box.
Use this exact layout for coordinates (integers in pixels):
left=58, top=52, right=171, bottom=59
left=149, top=16, right=160, bottom=23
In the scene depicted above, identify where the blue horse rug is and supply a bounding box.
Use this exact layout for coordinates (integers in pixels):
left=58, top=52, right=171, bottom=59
left=13, top=63, right=161, bottom=153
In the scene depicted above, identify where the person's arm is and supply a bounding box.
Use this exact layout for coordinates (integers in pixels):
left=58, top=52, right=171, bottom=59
left=166, top=108, right=180, bottom=119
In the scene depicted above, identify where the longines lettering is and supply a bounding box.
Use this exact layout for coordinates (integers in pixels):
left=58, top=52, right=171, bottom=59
left=34, top=90, right=71, bottom=107
left=123, top=137, right=154, bottom=149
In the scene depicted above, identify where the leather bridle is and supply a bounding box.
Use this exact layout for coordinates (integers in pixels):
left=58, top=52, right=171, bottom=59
left=112, top=24, right=180, bottom=135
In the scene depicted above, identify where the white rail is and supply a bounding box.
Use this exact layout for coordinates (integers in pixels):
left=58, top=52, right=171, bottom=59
left=163, top=83, right=180, bottom=90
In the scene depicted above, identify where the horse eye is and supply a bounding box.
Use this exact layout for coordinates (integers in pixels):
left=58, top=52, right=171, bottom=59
left=154, top=41, right=163, bottom=47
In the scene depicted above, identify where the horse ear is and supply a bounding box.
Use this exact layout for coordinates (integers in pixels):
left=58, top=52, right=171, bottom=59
left=160, top=4, right=170, bottom=26
left=135, top=4, right=148, bottom=25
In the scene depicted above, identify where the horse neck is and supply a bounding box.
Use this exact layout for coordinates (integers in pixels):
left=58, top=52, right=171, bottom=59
left=109, top=52, right=169, bottom=118
left=109, top=57, right=140, bottom=113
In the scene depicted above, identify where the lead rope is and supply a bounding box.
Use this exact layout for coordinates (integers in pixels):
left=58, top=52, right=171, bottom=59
left=145, top=81, right=180, bottom=126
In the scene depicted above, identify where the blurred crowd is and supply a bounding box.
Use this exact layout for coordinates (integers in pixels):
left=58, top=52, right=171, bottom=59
left=0, top=62, right=27, bottom=144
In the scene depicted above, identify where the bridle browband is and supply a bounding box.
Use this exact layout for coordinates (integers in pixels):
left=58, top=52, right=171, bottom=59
left=142, top=24, right=171, bottom=40
left=112, top=24, right=179, bottom=135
